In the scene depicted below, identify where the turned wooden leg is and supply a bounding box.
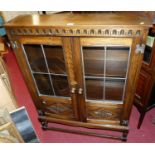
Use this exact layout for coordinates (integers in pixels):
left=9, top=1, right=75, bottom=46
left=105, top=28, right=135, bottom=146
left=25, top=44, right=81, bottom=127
left=137, top=112, right=146, bottom=129
left=121, top=131, right=128, bottom=141
left=38, top=110, right=45, bottom=116
left=41, top=121, right=48, bottom=130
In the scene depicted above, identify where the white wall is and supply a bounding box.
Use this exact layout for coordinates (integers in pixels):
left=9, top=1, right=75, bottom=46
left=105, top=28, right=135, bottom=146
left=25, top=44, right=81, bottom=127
left=1, top=11, right=38, bottom=22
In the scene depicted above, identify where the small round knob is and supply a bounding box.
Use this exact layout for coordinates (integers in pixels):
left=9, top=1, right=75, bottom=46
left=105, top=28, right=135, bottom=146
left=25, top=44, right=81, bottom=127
left=42, top=101, right=47, bottom=104
left=12, top=42, right=16, bottom=49
left=71, top=87, right=76, bottom=94
left=78, top=88, right=83, bottom=95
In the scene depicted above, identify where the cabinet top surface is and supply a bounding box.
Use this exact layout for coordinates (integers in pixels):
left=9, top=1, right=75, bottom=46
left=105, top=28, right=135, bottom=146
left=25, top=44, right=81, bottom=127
left=5, top=12, right=152, bottom=28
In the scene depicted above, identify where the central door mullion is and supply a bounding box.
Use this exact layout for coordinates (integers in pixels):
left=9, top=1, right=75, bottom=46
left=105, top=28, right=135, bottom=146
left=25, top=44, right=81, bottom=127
left=103, top=46, right=107, bottom=101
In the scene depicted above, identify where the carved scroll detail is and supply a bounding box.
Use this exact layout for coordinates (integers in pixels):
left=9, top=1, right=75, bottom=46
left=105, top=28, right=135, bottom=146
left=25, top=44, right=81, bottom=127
left=88, top=109, right=119, bottom=120
left=44, top=102, right=74, bottom=118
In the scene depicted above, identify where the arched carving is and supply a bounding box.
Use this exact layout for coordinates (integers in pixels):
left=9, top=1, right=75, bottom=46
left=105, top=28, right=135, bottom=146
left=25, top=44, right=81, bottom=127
left=9, top=28, right=143, bottom=37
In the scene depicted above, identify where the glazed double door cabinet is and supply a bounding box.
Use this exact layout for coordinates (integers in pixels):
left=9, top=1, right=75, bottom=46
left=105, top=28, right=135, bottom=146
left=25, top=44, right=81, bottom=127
left=5, top=13, right=151, bottom=141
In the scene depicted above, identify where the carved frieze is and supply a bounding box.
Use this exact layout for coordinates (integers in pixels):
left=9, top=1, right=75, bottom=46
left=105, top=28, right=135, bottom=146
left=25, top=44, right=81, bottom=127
left=9, top=27, right=143, bottom=37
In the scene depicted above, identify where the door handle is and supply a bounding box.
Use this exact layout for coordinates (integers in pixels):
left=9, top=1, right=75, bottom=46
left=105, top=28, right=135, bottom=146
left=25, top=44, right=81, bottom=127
left=71, top=87, right=76, bottom=94
left=78, top=88, right=83, bottom=95
left=42, top=101, right=47, bottom=105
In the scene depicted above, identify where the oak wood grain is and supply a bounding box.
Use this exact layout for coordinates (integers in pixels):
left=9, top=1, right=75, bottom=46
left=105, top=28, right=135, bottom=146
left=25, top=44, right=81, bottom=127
left=6, top=12, right=150, bottom=140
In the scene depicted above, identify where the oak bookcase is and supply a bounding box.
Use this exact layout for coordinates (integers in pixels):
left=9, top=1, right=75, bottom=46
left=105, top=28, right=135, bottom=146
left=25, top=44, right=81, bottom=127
left=5, top=12, right=151, bottom=140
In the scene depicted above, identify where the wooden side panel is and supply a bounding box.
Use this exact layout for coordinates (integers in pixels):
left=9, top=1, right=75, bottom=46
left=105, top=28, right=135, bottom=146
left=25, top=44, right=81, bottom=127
left=120, top=37, right=145, bottom=125
left=135, top=70, right=152, bottom=105
left=134, top=69, right=153, bottom=111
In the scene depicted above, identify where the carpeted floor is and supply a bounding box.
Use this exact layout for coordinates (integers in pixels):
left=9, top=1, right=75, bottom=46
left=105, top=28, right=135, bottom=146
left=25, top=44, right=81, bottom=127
left=4, top=50, right=155, bottom=143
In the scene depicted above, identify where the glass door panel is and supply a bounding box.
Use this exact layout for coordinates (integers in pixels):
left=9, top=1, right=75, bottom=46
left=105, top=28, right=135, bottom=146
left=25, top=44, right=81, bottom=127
left=82, top=46, right=105, bottom=102
left=43, top=45, right=66, bottom=74
left=83, top=47, right=105, bottom=77
left=85, top=78, right=104, bottom=100
left=33, top=73, right=54, bottom=95
left=23, top=44, right=70, bottom=98
left=106, top=46, right=129, bottom=78
left=52, top=75, right=70, bottom=97
left=81, top=44, right=130, bottom=103
left=105, top=78, right=125, bottom=101
left=24, top=44, right=47, bottom=72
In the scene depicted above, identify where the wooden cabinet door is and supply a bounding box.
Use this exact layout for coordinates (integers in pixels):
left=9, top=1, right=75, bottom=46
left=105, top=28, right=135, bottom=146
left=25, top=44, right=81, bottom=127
left=13, top=37, right=78, bottom=121
left=73, top=37, right=141, bottom=124
left=135, top=69, right=152, bottom=109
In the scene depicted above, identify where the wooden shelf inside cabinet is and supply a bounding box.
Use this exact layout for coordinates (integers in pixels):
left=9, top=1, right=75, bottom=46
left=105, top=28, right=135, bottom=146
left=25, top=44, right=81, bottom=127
left=5, top=12, right=151, bottom=141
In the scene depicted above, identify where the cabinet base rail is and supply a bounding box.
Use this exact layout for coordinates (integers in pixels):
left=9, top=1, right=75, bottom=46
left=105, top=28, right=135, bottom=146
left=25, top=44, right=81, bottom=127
left=38, top=116, right=128, bottom=141
left=44, top=125, right=127, bottom=141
